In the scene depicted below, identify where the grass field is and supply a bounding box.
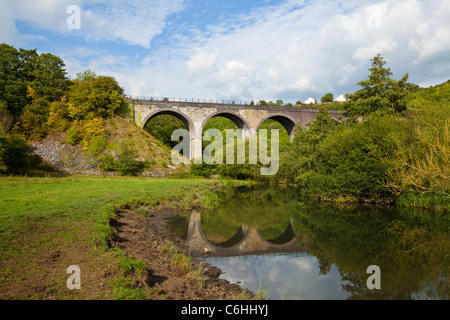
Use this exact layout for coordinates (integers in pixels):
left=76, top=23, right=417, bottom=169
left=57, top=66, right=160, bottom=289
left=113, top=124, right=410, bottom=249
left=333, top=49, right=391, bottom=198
left=0, top=175, right=231, bottom=299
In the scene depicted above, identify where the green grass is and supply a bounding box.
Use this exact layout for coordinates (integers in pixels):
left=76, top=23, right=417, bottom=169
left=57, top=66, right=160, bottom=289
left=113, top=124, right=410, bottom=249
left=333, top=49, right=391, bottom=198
left=160, top=240, right=207, bottom=284
left=0, top=175, right=226, bottom=299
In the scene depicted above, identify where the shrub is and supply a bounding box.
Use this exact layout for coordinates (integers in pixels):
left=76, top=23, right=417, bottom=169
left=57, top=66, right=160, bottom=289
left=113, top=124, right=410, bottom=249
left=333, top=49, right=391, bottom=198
left=66, top=125, right=84, bottom=145
left=47, top=98, right=71, bottom=131
left=0, top=133, right=31, bottom=174
left=13, top=110, right=47, bottom=140
left=100, top=154, right=117, bottom=172
left=116, top=148, right=139, bottom=176
left=85, top=134, right=109, bottom=159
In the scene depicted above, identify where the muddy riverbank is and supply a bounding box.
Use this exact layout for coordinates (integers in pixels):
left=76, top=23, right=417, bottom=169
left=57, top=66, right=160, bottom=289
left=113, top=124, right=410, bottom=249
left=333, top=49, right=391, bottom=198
left=110, top=206, right=257, bottom=300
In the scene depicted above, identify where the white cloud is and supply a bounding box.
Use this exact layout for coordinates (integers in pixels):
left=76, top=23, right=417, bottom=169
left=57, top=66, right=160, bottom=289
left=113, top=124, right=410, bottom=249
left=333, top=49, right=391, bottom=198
left=1, top=0, right=187, bottom=48
left=0, top=0, right=18, bottom=43
left=186, top=48, right=220, bottom=74
left=80, top=0, right=187, bottom=48
left=138, top=0, right=449, bottom=101
left=3, top=0, right=449, bottom=102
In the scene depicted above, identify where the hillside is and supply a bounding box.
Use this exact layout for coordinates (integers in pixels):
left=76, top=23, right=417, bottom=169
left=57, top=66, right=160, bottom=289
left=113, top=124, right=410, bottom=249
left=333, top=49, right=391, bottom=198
left=31, top=116, right=188, bottom=177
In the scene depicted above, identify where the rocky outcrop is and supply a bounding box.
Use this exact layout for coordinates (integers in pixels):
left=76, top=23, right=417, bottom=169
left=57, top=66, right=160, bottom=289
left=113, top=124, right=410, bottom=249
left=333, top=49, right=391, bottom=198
left=30, top=133, right=112, bottom=175
left=29, top=132, right=170, bottom=177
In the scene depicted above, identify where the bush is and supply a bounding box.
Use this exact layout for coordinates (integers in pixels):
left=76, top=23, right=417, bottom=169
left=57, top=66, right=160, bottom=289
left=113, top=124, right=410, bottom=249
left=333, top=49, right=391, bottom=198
left=67, top=76, right=126, bottom=120
left=100, top=154, right=117, bottom=172
left=283, top=108, right=416, bottom=202
left=13, top=110, right=47, bottom=140
left=0, top=133, right=31, bottom=175
left=310, top=116, right=411, bottom=201
left=189, top=162, right=217, bottom=177
left=85, top=134, right=109, bottom=159
left=116, top=146, right=140, bottom=176
left=321, top=93, right=334, bottom=103
left=66, top=125, right=84, bottom=145
left=47, top=98, right=71, bottom=131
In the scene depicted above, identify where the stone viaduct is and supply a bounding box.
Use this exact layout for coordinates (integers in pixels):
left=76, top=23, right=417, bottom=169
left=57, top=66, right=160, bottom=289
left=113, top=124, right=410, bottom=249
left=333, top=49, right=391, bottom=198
left=127, top=98, right=344, bottom=161
left=185, top=211, right=308, bottom=257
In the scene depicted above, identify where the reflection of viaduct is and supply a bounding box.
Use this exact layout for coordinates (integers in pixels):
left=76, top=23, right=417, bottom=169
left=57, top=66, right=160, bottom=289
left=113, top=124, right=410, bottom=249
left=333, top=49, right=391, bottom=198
left=185, top=211, right=308, bottom=257
left=128, top=98, right=344, bottom=160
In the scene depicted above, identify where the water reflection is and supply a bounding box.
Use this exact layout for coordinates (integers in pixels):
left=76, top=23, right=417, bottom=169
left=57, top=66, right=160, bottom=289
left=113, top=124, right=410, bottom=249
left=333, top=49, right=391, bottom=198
left=165, top=186, right=449, bottom=300
left=206, top=253, right=350, bottom=300
left=184, top=211, right=308, bottom=257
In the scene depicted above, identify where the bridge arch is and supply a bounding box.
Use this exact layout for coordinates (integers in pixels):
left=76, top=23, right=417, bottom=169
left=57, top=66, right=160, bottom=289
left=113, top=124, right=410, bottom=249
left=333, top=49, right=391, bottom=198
left=207, top=226, right=247, bottom=248
left=142, top=108, right=194, bottom=134
left=262, top=221, right=296, bottom=245
left=256, top=114, right=297, bottom=142
left=202, top=111, right=251, bottom=138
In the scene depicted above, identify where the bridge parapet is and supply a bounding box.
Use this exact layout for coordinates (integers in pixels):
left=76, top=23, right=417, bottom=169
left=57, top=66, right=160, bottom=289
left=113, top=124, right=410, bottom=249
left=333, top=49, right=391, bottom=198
left=127, top=98, right=340, bottom=114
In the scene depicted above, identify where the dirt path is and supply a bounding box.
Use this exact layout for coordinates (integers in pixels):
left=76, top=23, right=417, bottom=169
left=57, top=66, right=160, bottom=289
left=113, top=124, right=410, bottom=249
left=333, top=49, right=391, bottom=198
left=111, top=207, right=256, bottom=300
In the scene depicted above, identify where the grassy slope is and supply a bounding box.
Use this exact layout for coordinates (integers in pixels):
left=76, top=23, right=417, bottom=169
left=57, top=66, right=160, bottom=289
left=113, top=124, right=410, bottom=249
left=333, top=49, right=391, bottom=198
left=103, top=116, right=178, bottom=171
left=33, top=115, right=188, bottom=176
left=0, top=175, right=228, bottom=299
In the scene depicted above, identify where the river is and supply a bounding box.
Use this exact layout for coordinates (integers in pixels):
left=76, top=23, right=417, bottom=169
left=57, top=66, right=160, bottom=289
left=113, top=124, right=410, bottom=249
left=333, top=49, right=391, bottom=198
left=166, top=185, right=449, bottom=300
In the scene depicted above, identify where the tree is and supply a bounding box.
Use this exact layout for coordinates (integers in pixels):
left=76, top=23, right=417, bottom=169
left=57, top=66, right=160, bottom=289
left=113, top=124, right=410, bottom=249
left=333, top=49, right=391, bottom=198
left=29, top=53, right=69, bottom=102
left=67, top=75, right=126, bottom=120
left=344, top=54, right=412, bottom=116
left=0, top=44, right=69, bottom=127
left=0, top=44, right=28, bottom=117
left=321, top=93, right=334, bottom=103
left=47, top=97, right=71, bottom=131
left=13, top=98, right=49, bottom=140
left=0, top=132, right=31, bottom=174
left=76, top=69, right=97, bottom=82
left=0, top=100, right=14, bottom=132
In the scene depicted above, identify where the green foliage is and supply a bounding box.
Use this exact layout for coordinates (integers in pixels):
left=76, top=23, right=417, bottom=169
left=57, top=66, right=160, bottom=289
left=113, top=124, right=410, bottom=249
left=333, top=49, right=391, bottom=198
left=188, top=116, right=291, bottom=181
left=0, top=100, right=14, bottom=132
left=282, top=106, right=416, bottom=202
left=0, top=132, right=31, bottom=174
left=343, top=53, right=413, bottom=116
left=66, top=124, right=84, bottom=145
left=190, top=162, right=217, bottom=177
left=321, top=93, right=334, bottom=103
left=100, top=154, right=118, bottom=172
left=144, top=114, right=188, bottom=148
left=115, top=251, right=145, bottom=276
left=75, top=69, right=97, bottom=82
left=0, top=44, right=28, bottom=117
left=283, top=76, right=450, bottom=211
left=85, top=134, right=109, bottom=159
left=115, top=144, right=140, bottom=176
left=47, top=98, right=71, bottom=131
left=404, top=80, right=450, bottom=109
left=28, top=53, right=69, bottom=102
left=13, top=98, right=49, bottom=140
left=0, top=43, right=69, bottom=141
left=67, top=76, right=126, bottom=121
left=384, top=101, right=450, bottom=213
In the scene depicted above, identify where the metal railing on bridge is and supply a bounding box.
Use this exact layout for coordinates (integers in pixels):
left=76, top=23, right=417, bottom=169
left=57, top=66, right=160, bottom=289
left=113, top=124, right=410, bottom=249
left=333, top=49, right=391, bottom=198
left=127, top=96, right=253, bottom=105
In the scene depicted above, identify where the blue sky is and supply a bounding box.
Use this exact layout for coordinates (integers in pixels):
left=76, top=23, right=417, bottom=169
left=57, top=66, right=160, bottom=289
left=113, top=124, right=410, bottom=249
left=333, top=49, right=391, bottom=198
left=2, top=0, right=450, bottom=103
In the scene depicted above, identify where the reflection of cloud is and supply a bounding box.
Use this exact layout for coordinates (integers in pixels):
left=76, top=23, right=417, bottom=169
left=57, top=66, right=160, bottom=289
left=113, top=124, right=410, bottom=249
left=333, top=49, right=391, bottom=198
left=206, top=253, right=348, bottom=300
